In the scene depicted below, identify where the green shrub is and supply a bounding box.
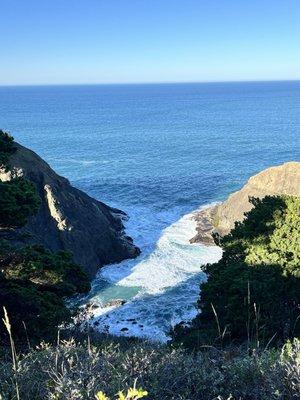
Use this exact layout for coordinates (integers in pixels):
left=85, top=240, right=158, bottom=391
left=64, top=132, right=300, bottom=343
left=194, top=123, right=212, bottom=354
left=0, top=275, right=71, bottom=341
left=174, top=196, right=300, bottom=347
left=0, top=178, right=41, bottom=228
left=0, top=130, right=16, bottom=170
left=1, top=244, right=90, bottom=296
left=0, top=242, right=90, bottom=340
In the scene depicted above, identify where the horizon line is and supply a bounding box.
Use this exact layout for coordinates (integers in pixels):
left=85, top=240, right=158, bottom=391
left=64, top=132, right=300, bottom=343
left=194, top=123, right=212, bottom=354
left=1, top=78, right=300, bottom=88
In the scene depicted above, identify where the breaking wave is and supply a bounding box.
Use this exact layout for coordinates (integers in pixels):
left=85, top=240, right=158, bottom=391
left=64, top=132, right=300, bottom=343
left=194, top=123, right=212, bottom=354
left=82, top=204, right=222, bottom=342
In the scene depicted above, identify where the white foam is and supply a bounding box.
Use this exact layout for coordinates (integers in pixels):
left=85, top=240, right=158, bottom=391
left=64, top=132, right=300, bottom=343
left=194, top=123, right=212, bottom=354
left=83, top=204, right=222, bottom=342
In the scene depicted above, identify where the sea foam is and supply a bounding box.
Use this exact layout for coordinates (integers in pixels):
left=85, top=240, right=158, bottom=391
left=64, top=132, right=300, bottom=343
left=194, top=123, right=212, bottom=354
left=83, top=204, right=222, bottom=342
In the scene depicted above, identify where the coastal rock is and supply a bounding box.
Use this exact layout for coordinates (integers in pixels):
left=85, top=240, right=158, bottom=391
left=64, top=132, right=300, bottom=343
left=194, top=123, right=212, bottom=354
left=0, top=142, right=140, bottom=278
left=103, top=299, right=127, bottom=308
left=191, top=162, right=300, bottom=243
left=190, top=206, right=218, bottom=245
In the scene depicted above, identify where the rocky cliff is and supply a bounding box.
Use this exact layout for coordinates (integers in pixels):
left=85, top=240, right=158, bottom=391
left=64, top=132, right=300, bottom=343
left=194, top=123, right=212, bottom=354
left=191, top=161, right=300, bottom=244
left=0, top=142, right=140, bottom=278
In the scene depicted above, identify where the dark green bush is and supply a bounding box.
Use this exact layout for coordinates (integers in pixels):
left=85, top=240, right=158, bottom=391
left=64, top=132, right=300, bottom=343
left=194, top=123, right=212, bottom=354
left=0, top=242, right=90, bottom=340
left=0, top=178, right=41, bottom=228
left=1, top=243, right=90, bottom=296
left=0, top=130, right=16, bottom=170
left=0, top=273, right=71, bottom=340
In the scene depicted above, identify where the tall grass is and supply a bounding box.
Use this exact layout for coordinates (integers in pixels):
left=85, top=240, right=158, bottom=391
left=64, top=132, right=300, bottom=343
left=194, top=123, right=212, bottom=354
left=2, top=307, right=20, bottom=400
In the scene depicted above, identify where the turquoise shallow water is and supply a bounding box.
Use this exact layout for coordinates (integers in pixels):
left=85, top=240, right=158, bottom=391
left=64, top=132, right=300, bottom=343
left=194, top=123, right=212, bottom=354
left=0, top=81, right=299, bottom=340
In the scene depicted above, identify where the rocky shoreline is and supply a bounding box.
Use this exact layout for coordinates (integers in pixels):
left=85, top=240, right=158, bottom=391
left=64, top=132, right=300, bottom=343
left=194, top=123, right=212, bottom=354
left=189, top=205, right=218, bottom=245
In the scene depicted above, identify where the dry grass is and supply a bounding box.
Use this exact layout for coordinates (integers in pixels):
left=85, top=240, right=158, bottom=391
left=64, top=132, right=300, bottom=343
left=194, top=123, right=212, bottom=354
left=0, top=332, right=299, bottom=400
left=0, top=308, right=299, bottom=400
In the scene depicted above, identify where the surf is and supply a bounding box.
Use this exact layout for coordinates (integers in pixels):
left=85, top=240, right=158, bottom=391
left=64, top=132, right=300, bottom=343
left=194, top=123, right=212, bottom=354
left=81, top=204, right=222, bottom=342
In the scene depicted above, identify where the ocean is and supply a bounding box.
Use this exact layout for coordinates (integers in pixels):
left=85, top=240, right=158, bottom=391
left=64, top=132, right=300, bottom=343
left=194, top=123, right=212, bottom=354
left=0, top=81, right=299, bottom=341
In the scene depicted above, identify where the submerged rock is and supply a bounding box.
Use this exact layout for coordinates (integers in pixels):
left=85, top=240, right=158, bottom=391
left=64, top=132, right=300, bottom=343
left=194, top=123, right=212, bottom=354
left=191, top=162, right=300, bottom=244
left=0, top=142, right=140, bottom=278
left=104, top=299, right=127, bottom=308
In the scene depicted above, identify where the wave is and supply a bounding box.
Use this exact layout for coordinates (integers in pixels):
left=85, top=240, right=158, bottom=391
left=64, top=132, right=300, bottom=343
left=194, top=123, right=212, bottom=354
left=82, top=203, right=222, bottom=342
left=48, top=157, right=110, bottom=166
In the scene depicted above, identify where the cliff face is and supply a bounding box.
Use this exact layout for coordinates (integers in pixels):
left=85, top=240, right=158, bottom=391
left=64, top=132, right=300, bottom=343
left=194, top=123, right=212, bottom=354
left=0, top=142, right=140, bottom=278
left=191, top=162, right=300, bottom=244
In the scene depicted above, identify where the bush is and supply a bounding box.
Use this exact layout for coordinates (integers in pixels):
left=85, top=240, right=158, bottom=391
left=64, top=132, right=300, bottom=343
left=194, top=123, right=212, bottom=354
left=0, top=243, right=90, bottom=340
left=0, top=177, right=41, bottom=228
left=0, top=130, right=16, bottom=170
left=1, top=243, right=90, bottom=296
left=174, top=196, right=300, bottom=347
left=0, top=275, right=71, bottom=340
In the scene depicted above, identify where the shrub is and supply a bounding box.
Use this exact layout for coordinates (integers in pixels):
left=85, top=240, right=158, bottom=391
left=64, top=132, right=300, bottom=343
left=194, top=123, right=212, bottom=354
left=1, top=243, right=90, bottom=296
left=0, top=243, right=90, bottom=340
left=174, top=196, right=300, bottom=347
left=0, top=277, right=71, bottom=341
left=0, top=177, right=41, bottom=228
left=0, top=130, right=16, bottom=170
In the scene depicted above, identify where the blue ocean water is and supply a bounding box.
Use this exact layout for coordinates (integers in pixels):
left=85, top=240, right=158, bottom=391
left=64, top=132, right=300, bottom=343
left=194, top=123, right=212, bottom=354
left=0, top=81, right=299, bottom=340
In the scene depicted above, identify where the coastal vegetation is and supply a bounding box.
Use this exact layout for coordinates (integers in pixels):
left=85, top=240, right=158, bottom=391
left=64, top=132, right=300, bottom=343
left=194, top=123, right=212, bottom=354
left=173, top=195, right=300, bottom=348
left=0, top=130, right=40, bottom=228
left=0, top=130, right=16, bottom=169
left=0, top=327, right=299, bottom=399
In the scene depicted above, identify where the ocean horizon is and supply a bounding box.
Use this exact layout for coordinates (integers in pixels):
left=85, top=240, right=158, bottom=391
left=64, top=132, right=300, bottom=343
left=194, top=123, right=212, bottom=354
left=1, top=78, right=300, bottom=87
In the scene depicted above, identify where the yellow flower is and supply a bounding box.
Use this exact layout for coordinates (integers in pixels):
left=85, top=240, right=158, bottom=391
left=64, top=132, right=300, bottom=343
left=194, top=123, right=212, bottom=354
left=95, top=391, right=110, bottom=400
left=127, top=388, right=148, bottom=399
left=117, top=387, right=148, bottom=400
left=117, top=391, right=126, bottom=400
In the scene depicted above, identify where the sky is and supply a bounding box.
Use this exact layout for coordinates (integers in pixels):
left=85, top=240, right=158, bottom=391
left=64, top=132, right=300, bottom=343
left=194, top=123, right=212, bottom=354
left=1, top=0, right=300, bottom=85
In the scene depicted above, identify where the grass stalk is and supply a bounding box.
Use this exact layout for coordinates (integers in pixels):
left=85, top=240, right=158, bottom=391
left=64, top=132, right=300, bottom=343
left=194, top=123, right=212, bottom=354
left=2, top=307, right=20, bottom=400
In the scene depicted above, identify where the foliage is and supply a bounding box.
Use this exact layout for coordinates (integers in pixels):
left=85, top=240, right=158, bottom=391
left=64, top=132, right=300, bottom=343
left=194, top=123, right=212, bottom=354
left=174, top=195, right=300, bottom=347
left=0, top=178, right=41, bottom=228
left=0, top=130, right=16, bottom=170
left=0, top=243, right=90, bottom=340
left=0, top=333, right=299, bottom=400
left=0, top=278, right=71, bottom=341
left=0, top=129, right=40, bottom=229
left=1, top=243, right=90, bottom=296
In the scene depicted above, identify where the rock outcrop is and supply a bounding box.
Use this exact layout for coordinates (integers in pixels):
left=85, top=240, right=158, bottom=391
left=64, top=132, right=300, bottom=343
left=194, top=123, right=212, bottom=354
left=191, top=162, right=300, bottom=244
left=0, top=142, right=140, bottom=278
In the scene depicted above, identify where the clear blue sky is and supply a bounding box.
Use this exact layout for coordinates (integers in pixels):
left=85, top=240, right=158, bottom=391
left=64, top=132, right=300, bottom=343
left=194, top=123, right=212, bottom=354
left=1, top=0, right=300, bottom=85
